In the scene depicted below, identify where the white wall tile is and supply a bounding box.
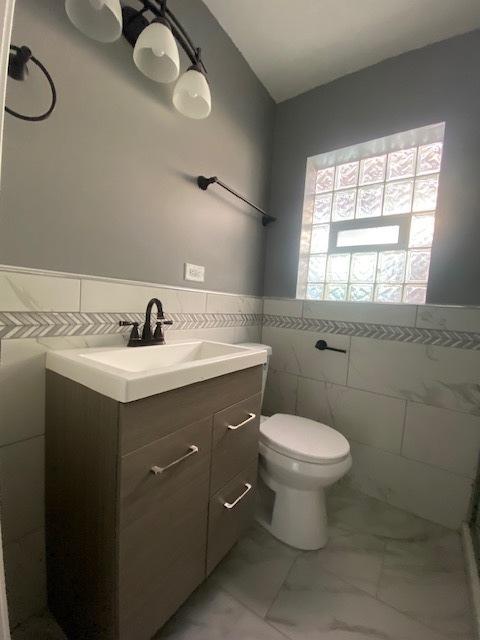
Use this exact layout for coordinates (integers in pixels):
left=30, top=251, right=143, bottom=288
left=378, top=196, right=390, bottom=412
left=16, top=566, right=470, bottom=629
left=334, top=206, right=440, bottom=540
left=348, top=337, right=480, bottom=415
left=205, top=293, right=263, bottom=314
left=261, top=326, right=349, bottom=385
left=348, top=441, right=472, bottom=530
left=303, top=300, right=416, bottom=326
left=417, top=305, right=480, bottom=333
left=81, top=279, right=206, bottom=313
left=234, top=325, right=262, bottom=344
left=0, top=272, right=80, bottom=312
left=0, top=341, right=47, bottom=447
left=0, top=334, right=131, bottom=449
left=3, top=528, right=46, bottom=627
left=297, top=378, right=406, bottom=453
left=295, top=378, right=333, bottom=424
left=263, top=298, right=302, bottom=317
left=403, top=402, right=480, bottom=478
left=263, top=369, right=298, bottom=416
left=0, top=436, right=44, bottom=543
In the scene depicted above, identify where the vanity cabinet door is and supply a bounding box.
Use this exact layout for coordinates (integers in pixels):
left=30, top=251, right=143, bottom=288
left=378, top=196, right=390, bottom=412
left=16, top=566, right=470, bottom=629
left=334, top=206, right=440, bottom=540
left=118, top=415, right=212, bottom=639
left=210, top=393, right=261, bottom=494
left=206, top=460, right=257, bottom=574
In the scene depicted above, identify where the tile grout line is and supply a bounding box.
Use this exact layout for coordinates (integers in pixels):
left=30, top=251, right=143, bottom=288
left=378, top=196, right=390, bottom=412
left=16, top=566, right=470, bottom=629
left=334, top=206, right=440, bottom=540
left=3, top=524, right=45, bottom=550
left=399, top=398, right=409, bottom=455
left=263, top=549, right=304, bottom=624
left=317, top=565, right=457, bottom=640
left=269, top=366, right=476, bottom=481
left=345, top=334, right=353, bottom=387
left=213, top=583, right=295, bottom=640
left=375, top=538, right=388, bottom=600
left=0, top=432, right=44, bottom=451
left=269, top=366, right=480, bottom=419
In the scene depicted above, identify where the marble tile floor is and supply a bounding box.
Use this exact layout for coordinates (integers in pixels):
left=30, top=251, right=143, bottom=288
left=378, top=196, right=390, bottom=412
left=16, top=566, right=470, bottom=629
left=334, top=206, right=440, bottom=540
left=12, top=485, right=474, bottom=640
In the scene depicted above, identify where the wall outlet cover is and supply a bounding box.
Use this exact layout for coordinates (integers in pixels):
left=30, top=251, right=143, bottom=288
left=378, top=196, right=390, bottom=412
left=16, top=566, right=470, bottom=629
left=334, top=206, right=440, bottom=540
left=184, top=263, right=205, bottom=282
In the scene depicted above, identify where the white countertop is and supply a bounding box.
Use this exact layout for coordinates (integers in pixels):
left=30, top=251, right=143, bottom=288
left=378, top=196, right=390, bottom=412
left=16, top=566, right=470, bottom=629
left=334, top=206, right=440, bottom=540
left=46, top=340, right=267, bottom=403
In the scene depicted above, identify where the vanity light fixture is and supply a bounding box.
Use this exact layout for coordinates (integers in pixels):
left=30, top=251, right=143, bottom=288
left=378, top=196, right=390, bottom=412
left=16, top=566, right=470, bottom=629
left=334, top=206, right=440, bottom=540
left=65, top=0, right=211, bottom=119
left=65, top=0, right=123, bottom=43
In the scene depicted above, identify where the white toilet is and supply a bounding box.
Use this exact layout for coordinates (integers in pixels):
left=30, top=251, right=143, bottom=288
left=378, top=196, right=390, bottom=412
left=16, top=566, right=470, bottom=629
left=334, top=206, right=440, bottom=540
left=240, top=343, right=352, bottom=551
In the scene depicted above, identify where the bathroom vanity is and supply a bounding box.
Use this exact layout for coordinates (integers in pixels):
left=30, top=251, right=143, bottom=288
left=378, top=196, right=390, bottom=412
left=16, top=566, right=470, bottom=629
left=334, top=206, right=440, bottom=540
left=45, top=342, right=265, bottom=640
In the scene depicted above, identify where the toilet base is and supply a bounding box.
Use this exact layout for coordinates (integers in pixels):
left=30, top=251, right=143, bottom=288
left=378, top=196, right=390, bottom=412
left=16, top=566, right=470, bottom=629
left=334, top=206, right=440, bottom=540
left=257, top=471, right=328, bottom=550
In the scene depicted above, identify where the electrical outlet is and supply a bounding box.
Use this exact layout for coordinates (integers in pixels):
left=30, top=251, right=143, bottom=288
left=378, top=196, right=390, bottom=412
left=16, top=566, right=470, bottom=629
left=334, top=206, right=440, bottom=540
left=184, top=262, right=205, bottom=283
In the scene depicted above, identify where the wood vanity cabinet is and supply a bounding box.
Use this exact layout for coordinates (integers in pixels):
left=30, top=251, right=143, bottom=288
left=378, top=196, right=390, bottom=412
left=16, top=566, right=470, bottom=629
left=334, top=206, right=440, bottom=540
left=45, top=365, right=262, bottom=640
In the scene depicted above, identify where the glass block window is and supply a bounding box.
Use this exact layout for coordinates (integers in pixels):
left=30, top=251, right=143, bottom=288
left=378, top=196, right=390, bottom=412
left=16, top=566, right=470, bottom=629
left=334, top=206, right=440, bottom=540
left=297, top=123, right=445, bottom=304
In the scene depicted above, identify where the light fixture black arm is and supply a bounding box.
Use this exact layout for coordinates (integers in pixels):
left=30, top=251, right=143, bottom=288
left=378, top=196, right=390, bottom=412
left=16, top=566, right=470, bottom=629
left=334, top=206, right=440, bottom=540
left=5, top=45, right=57, bottom=122
left=197, top=176, right=276, bottom=226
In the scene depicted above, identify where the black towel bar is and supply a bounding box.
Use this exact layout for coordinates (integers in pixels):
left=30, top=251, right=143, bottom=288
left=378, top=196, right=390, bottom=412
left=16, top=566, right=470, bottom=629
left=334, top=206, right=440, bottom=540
left=197, top=175, right=276, bottom=226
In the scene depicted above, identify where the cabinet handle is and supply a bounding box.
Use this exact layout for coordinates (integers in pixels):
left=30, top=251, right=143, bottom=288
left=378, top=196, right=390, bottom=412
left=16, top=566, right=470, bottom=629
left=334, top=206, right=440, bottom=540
left=150, top=445, right=199, bottom=475
left=227, top=412, right=256, bottom=431
left=224, top=483, right=252, bottom=510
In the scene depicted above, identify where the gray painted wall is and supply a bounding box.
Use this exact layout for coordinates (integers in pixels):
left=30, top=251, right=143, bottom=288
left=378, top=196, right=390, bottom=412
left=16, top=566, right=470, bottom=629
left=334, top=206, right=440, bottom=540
left=264, top=30, right=480, bottom=306
left=0, top=0, right=274, bottom=296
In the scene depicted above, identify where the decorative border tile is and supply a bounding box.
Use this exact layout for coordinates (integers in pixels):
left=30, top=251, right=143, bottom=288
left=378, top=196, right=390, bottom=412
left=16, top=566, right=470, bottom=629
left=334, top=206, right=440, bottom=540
left=0, top=309, right=479, bottom=350
left=0, top=311, right=262, bottom=340
left=262, top=314, right=480, bottom=351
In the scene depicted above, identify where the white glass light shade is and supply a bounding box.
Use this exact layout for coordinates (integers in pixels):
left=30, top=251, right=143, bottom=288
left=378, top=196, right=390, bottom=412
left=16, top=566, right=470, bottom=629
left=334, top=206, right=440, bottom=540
left=133, top=22, right=180, bottom=83
left=65, top=0, right=122, bottom=43
left=173, top=69, right=211, bottom=119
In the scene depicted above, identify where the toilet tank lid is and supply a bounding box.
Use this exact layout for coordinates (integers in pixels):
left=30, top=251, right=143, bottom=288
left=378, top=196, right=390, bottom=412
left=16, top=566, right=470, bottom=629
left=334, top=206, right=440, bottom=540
left=239, top=342, right=272, bottom=356
left=260, top=413, right=350, bottom=463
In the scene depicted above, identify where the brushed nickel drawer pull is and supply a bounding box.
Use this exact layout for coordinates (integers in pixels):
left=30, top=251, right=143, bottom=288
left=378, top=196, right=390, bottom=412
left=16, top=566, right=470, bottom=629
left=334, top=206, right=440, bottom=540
left=227, top=412, right=256, bottom=431
left=224, top=483, right=252, bottom=510
left=150, top=445, right=199, bottom=475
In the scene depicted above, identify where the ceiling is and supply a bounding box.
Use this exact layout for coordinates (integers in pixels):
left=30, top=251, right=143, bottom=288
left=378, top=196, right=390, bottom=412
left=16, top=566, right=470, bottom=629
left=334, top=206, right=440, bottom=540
left=203, top=0, right=480, bottom=102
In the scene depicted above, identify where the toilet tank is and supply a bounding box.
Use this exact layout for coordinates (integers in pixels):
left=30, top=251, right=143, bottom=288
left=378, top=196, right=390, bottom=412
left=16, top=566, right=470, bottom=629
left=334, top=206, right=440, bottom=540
left=239, top=342, right=272, bottom=406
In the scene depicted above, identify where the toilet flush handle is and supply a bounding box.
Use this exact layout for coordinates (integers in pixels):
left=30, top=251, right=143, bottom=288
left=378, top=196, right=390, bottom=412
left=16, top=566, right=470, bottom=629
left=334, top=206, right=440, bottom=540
left=315, top=339, right=347, bottom=354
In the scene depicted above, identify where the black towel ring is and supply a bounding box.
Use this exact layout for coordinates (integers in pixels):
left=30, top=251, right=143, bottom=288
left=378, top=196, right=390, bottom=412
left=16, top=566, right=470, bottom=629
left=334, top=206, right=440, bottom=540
left=5, top=45, right=57, bottom=122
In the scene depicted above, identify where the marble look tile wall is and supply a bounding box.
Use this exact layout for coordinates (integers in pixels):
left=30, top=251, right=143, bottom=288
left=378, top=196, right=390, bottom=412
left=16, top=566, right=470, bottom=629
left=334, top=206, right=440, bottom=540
left=0, top=266, right=263, bottom=628
left=261, top=298, right=480, bottom=531
left=1, top=267, right=479, bottom=627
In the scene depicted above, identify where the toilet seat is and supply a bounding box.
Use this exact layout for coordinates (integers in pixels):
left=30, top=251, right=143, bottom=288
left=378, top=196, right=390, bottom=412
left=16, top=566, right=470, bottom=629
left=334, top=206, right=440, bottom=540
left=260, top=413, right=350, bottom=464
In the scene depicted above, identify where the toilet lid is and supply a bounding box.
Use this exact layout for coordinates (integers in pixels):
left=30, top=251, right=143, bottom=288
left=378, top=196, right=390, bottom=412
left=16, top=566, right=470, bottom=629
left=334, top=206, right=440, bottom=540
left=260, top=413, right=350, bottom=464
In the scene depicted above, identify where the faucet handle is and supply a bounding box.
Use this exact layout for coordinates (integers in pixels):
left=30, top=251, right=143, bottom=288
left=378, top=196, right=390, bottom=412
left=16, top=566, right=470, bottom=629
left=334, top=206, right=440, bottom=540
left=119, top=320, right=140, bottom=342
left=153, top=318, right=173, bottom=340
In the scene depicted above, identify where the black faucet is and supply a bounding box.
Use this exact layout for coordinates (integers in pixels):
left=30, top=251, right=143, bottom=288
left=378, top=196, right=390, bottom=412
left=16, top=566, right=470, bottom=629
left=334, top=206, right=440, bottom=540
left=119, top=298, right=173, bottom=347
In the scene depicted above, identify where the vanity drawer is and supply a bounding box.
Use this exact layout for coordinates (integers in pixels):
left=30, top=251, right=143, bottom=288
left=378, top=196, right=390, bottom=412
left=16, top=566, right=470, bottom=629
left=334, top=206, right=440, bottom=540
left=210, top=393, right=261, bottom=494
left=120, top=416, right=212, bottom=527
left=120, top=366, right=262, bottom=453
left=206, top=459, right=257, bottom=574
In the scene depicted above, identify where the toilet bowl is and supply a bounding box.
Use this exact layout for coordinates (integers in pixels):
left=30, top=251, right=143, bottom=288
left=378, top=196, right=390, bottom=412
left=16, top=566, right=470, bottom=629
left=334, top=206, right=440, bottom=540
left=258, top=413, right=351, bottom=550
left=240, top=343, right=352, bottom=551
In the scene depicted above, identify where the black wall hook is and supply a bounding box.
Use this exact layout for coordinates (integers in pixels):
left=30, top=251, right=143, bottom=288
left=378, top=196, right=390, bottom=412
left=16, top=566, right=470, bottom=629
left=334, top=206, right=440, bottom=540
left=315, top=339, right=347, bottom=354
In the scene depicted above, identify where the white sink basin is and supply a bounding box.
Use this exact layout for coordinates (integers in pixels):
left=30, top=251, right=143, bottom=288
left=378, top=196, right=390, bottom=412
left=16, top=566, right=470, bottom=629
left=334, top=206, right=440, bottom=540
left=46, top=341, right=267, bottom=403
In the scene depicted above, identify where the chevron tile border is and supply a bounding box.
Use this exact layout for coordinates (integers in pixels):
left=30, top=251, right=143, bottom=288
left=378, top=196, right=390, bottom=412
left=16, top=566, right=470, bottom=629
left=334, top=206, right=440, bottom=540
left=0, top=311, right=262, bottom=341
left=0, top=310, right=479, bottom=350
left=262, top=314, right=480, bottom=350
